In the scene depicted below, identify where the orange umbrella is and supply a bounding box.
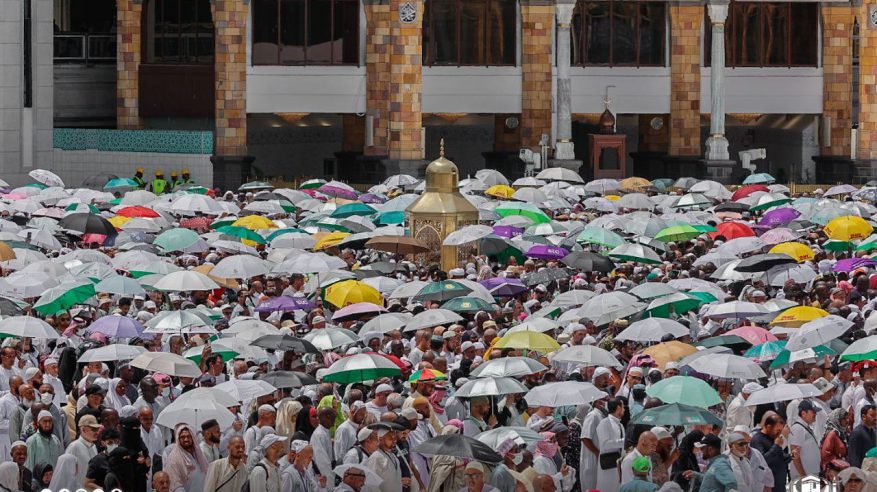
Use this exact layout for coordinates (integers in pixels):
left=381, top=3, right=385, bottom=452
left=642, top=341, right=697, bottom=369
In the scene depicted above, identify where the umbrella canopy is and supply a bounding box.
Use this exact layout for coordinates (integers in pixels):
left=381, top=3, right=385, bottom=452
left=33, top=280, right=96, bottom=315
left=155, top=388, right=236, bottom=429
left=210, top=254, right=270, bottom=279
left=608, top=243, right=662, bottom=264
left=454, top=377, right=529, bottom=398
left=785, top=315, right=853, bottom=352
left=645, top=376, right=722, bottom=408
left=475, top=427, right=543, bottom=448
left=78, top=344, right=146, bottom=363
left=130, top=352, right=201, bottom=377
left=551, top=345, right=623, bottom=367
left=616, top=318, right=689, bottom=343
left=493, top=331, right=560, bottom=353
left=770, top=306, right=829, bottom=328
left=404, top=309, right=465, bottom=332
left=469, top=356, right=548, bottom=378
left=0, top=316, right=58, bottom=339
left=257, top=370, right=319, bottom=388
left=152, top=270, right=220, bottom=291
left=60, top=213, right=117, bottom=237
left=322, top=353, right=402, bottom=383
left=641, top=341, right=697, bottom=369
left=215, top=379, right=277, bottom=401
left=413, top=281, right=472, bottom=302
left=744, top=383, right=822, bottom=406
left=365, top=236, right=430, bottom=255
left=303, top=327, right=359, bottom=350
left=525, top=381, right=607, bottom=407
left=684, top=353, right=766, bottom=380
left=86, top=315, right=144, bottom=338
left=632, top=403, right=723, bottom=427
left=824, top=215, right=873, bottom=241
left=840, top=335, right=877, bottom=362
left=413, top=434, right=502, bottom=464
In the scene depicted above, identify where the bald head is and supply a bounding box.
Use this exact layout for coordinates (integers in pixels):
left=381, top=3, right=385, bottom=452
left=533, top=474, right=556, bottom=492
left=637, top=431, right=658, bottom=456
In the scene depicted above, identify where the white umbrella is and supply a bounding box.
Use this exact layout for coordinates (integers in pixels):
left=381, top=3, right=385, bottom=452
left=550, top=290, right=595, bottom=308
left=840, top=335, right=877, bottom=361
left=18, top=228, right=62, bottom=250
left=152, top=270, right=220, bottom=292
left=155, top=388, right=237, bottom=429
left=144, top=310, right=209, bottom=333
left=785, top=315, right=853, bottom=352
left=537, top=167, right=584, bottom=183
left=455, top=377, right=529, bottom=398
left=130, top=352, right=201, bottom=378
left=706, top=301, right=771, bottom=320
left=270, top=233, right=316, bottom=250
left=764, top=264, right=817, bottom=287
left=685, top=353, right=766, bottom=380
left=550, top=345, right=623, bottom=368
left=404, top=309, right=464, bottom=332
left=476, top=427, right=543, bottom=448
left=0, top=316, right=58, bottom=339
left=359, top=313, right=411, bottom=339
left=29, top=169, right=64, bottom=188
left=469, top=357, right=548, bottom=378
left=94, top=276, right=146, bottom=296
left=170, top=194, right=224, bottom=215
left=512, top=188, right=549, bottom=203
left=210, top=255, right=270, bottom=279
left=616, top=193, right=655, bottom=211
left=584, top=179, right=620, bottom=194
left=615, top=318, right=689, bottom=343
left=716, top=237, right=766, bottom=256
left=215, top=379, right=277, bottom=402
left=120, top=190, right=158, bottom=206
left=525, top=382, right=607, bottom=407
left=744, top=383, right=822, bottom=407
left=272, top=253, right=347, bottom=274
left=475, top=169, right=510, bottom=186
left=0, top=272, right=59, bottom=298
left=78, top=344, right=146, bottom=363
left=303, top=327, right=359, bottom=350
left=443, top=225, right=494, bottom=246
left=361, top=276, right=404, bottom=295
left=608, top=243, right=662, bottom=264
left=388, top=280, right=429, bottom=299
left=506, top=318, right=559, bottom=334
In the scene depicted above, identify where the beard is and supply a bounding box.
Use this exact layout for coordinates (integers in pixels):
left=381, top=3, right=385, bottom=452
left=38, top=426, right=53, bottom=437
left=208, top=434, right=220, bottom=444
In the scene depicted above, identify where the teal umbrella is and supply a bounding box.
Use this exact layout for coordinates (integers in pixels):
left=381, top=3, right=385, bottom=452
left=104, top=178, right=140, bottom=191
left=34, top=280, right=96, bottom=315
left=331, top=203, right=377, bottom=218
left=644, top=293, right=704, bottom=318
left=645, top=376, right=722, bottom=408
left=266, top=228, right=308, bottom=242
left=375, top=211, right=406, bottom=225
left=495, top=203, right=550, bottom=224
left=576, top=227, right=625, bottom=249
left=632, top=403, right=724, bottom=427
left=215, top=225, right=267, bottom=244
left=413, top=281, right=473, bottom=302
left=154, top=228, right=202, bottom=252
left=442, top=296, right=496, bottom=314
left=744, top=340, right=787, bottom=363
left=770, top=344, right=837, bottom=369
left=743, top=173, right=776, bottom=185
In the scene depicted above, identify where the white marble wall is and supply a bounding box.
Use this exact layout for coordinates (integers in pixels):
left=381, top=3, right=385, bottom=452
left=51, top=149, right=214, bottom=188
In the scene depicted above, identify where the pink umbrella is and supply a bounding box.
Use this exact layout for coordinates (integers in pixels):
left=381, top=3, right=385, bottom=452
left=759, top=228, right=801, bottom=245
left=725, top=326, right=777, bottom=346
left=332, top=302, right=388, bottom=322
left=2, top=193, right=27, bottom=200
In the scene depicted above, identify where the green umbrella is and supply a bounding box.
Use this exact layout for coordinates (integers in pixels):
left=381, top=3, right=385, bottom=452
left=823, top=240, right=854, bottom=252
left=691, top=224, right=717, bottom=233
left=692, top=335, right=751, bottom=350
left=442, top=296, right=496, bottom=313
left=215, top=225, right=267, bottom=244
left=184, top=186, right=210, bottom=195
left=866, top=447, right=877, bottom=459
left=413, top=281, right=472, bottom=302
left=315, top=219, right=353, bottom=233
left=331, top=203, right=377, bottom=218
left=576, top=227, right=625, bottom=249
left=154, top=228, right=202, bottom=252
left=645, top=376, right=722, bottom=408
left=23, top=183, right=47, bottom=190
left=104, top=178, right=139, bottom=191
left=495, top=203, right=550, bottom=224
left=210, top=218, right=237, bottom=230
left=644, top=293, right=704, bottom=318
left=129, top=261, right=183, bottom=279
left=65, top=203, right=99, bottom=214
left=300, top=178, right=326, bottom=190
left=375, top=211, right=406, bottom=225
left=750, top=196, right=792, bottom=212
left=654, top=224, right=702, bottom=243
left=744, top=340, right=787, bottom=363
left=321, top=353, right=402, bottom=384
left=770, top=344, right=837, bottom=369
left=687, top=291, right=719, bottom=304
left=632, top=403, right=724, bottom=427
left=34, top=280, right=96, bottom=315
left=266, top=228, right=308, bottom=242
left=184, top=344, right=238, bottom=364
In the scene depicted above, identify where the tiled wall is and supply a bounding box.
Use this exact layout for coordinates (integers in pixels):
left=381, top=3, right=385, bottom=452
left=669, top=4, right=703, bottom=157
left=116, top=0, right=142, bottom=129
left=520, top=1, right=555, bottom=150
left=822, top=4, right=855, bottom=158
left=213, top=0, right=249, bottom=157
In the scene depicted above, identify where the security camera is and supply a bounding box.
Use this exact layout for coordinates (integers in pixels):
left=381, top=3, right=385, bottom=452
left=738, top=149, right=766, bottom=173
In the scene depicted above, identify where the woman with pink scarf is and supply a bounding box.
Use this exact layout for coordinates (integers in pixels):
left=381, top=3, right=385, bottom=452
left=531, top=431, right=576, bottom=492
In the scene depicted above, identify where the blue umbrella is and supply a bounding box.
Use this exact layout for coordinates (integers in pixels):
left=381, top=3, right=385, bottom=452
left=86, top=315, right=144, bottom=338
left=743, top=173, right=776, bottom=185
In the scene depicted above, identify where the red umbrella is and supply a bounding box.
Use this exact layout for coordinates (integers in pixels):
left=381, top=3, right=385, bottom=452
left=180, top=216, right=212, bottom=232
left=731, top=184, right=769, bottom=201
left=376, top=353, right=410, bottom=376
left=709, top=221, right=756, bottom=240
left=116, top=206, right=160, bottom=218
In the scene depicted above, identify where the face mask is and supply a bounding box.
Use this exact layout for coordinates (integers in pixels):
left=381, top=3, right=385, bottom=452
left=40, top=393, right=53, bottom=405
left=161, top=388, right=170, bottom=398
left=107, top=444, right=118, bottom=453
left=511, top=452, right=523, bottom=466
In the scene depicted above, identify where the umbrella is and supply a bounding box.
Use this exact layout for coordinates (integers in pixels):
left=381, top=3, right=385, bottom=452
left=840, top=335, right=877, bottom=362
left=454, top=377, right=529, bottom=398
left=365, top=236, right=430, bottom=255
left=155, top=388, right=236, bottom=429
left=685, top=353, right=766, bottom=380
left=413, top=434, right=502, bottom=464
left=144, top=310, right=209, bottom=333
left=655, top=224, right=702, bottom=243
left=485, top=184, right=516, bottom=199
left=257, top=370, right=319, bottom=388
left=785, top=315, right=853, bottom=352
left=250, top=335, right=319, bottom=354
left=744, top=383, right=822, bottom=407
left=724, top=326, right=777, bottom=346
left=550, top=345, right=623, bottom=368
left=732, top=184, right=769, bottom=201
left=706, top=301, right=771, bottom=320
left=152, top=270, right=219, bottom=291
left=322, top=354, right=402, bottom=383
left=550, top=290, right=596, bottom=308
left=711, top=221, right=756, bottom=240
left=33, top=280, right=96, bottom=315
left=303, top=327, right=359, bottom=350
left=616, top=318, right=689, bottom=343
left=645, top=376, right=722, bottom=408
left=770, top=306, right=829, bottom=328
left=0, top=316, right=58, bottom=339
left=404, top=309, right=464, bottom=332
left=154, top=229, right=203, bottom=252
left=825, top=216, right=874, bottom=241
left=78, top=344, right=146, bottom=363
left=494, top=331, right=560, bottom=353
left=86, top=315, right=144, bottom=338
left=495, top=202, right=550, bottom=224
left=443, top=225, right=494, bottom=246
left=743, top=172, right=776, bottom=184
left=734, top=253, right=797, bottom=273
left=576, top=227, right=625, bottom=249
left=480, top=277, right=528, bottom=297
left=130, top=352, right=201, bottom=377
left=325, top=280, right=382, bottom=308
left=332, top=302, right=387, bottom=321
left=475, top=427, right=543, bottom=448
left=215, top=379, right=277, bottom=401
left=60, top=213, right=117, bottom=237
left=561, top=251, right=615, bottom=272
left=408, top=368, right=446, bottom=383
left=522, top=268, right=570, bottom=287
left=93, top=276, right=146, bottom=296
left=759, top=207, right=801, bottom=227
left=469, top=357, right=548, bottom=378
left=525, top=245, right=569, bottom=261
left=537, top=167, right=584, bottom=183
left=641, top=341, right=697, bottom=369
left=629, top=283, right=679, bottom=301
left=768, top=242, right=815, bottom=262
left=645, top=293, right=704, bottom=318
left=632, top=403, right=723, bottom=427
left=441, top=296, right=496, bottom=314
left=413, top=281, right=472, bottom=302
left=29, top=169, right=64, bottom=187
left=358, top=313, right=410, bottom=337
left=210, top=255, right=270, bottom=279
left=525, top=381, right=607, bottom=407
left=608, top=243, right=662, bottom=265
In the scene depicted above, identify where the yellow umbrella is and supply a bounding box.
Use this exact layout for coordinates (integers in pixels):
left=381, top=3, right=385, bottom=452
left=642, top=341, right=697, bottom=369
left=493, top=331, right=560, bottom=353
left=605, top=195, right=621, bottom=201
left=769, top=242, right=815, bottom=262
left=193, top=264, right=240, bottom=290
left=769, top=306, right=829, bottom=328
left=0, top=242, right=15, bottom=262
left=108, top=216, right=132, bottom=228
left=824, top=216, right=874, bottom=241
left=315, top=231, right=351, bottom=250
left=485, top=185, right=516, bottom=200
left=619, top=177, right=651, bottom=192
left=325, top=280, right=382, bottom=308
left=233, top=215, right=278, bottom=231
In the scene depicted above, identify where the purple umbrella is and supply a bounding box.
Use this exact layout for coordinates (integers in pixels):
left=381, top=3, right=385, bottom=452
left=493, top=226, right=524, bottom=238
left=758, top=208, right=800, bottom=228
left=255, top=296, right=315, bottom=313
left=833, top=258, right=877, bottom=273
left=526, top=245, right=569, bottom=261
left=359, top=193, right=387, bottom=204
left=480, top=278, right=527, bottom=297
left=318, top=184, right=358, bottom=200
left=86, top=315, right=144, bottom=338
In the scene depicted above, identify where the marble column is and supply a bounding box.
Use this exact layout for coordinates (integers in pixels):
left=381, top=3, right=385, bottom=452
left=705, top=2, right=729, bottom=161
left=554, top=0, right=575, bottom=160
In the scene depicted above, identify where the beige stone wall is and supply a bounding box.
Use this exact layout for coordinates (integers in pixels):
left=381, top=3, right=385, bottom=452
left=822, top=5, right=855, bottom=158
left=669, top=4, right=702, bottom=157
left=213, top=0, right=248, bottom=157
left=387, top=0, right=424, bottom=161
left=365, top=0, right=391, bottom=156
left=520, top=1, right=554, bottom=150
left=116, top=0, right=142, bottom=130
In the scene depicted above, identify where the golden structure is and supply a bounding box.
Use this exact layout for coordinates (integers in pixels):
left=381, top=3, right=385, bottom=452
left=406, top=140, right=479, bottom=272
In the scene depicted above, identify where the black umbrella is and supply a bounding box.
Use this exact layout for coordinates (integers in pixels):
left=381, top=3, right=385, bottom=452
left=561, top=251, right=615, bottom=273
left=81, top=173, right=118, bottom=190
left=735, top=253, right=797, bottom=273
left=251, top=335, right=320, bottom=354
left=413, top=434, right=503, bottom=464
left=523, top=268, right=571, bottom=287
left=692, top=335, right=751, bottom=354
left=714, top=202, right=749, bottom=213
left=0, top=296, right=26, bottom=315
left=60, top=213, right=117, bottom=237
left=257, top=370, right=318, bottom=389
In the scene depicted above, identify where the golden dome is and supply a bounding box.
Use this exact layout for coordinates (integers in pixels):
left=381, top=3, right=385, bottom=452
left=406, top=139, right=478, bottom=216
left=425, top=139, right=460, bottom=193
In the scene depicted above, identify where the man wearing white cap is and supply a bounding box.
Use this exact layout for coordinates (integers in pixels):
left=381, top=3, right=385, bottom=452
left=343, top=427, right=379, bottom=465
left=249, top=433, right=288, bottom=492
left=366, top=426, right=403, bottom=492
left=244, top=404, right=277, bottom=452
left=725, top=432, right=755, bottom=492
left=731, top=425, right=772, bottom=492
left=463, top=461, right=498, bottom=492
left=282, top=439, right=328, bottom=492
left=335, top=401, right=366, bottom=462
left=42, top=358, right=66, bottom=408
left=725, top=382, right=762, bottom=431
left=367, top=384, right=393, bottom=419
left=579, top=395, right=607, bottom=491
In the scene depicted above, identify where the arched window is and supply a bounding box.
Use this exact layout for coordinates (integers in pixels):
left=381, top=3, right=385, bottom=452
left=422, top=0, right=517, bottom=66
left=571, top=1, right=666, bottom=67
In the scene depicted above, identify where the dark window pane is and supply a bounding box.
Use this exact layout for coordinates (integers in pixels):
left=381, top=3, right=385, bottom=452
left=763, top=4, right=787, bottom=65
left=307, top=0, right=332, bottom=63
left=335, top=0, right=359, bottom=64
left=735, top=4, right=761, bottom=65
left=571, top=6, right=585, bottom=65
left=431, top=0, right=458, bottom=64
left=253, top=0, right=280, bottom=64
left=612, top=3, right=637, bottom=65
left=586, top=2, right=610, bottom=64
left=638, top=4, right=664, bottom=65
left=280, top=0, right=306, bottom=64
left=790, top=4, right=817, bottom=65
left=461, top=0, right=487, bottom=64
left=494, top=0, right=517, bottom=65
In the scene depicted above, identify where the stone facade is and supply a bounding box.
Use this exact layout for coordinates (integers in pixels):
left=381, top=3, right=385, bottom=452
left=116, top=0, right=142, bottom=130
left=520, top=1, right=555, bottom=150
left=669, top=4, right=703, bottom=157
left=386, top=0, right=424, bottom=161
left=364, top=0, right=391, bottom=156
left=860, top=2, right=877, bottom=160
left=822, top=4, right=855, bottom=158
left=213, top=0, right=248, bottom=157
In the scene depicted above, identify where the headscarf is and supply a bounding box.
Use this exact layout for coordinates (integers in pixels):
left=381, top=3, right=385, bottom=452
left=49, top=454, right=79, bottom=491
left=823, top=408, right=849, bottom=443
left=317, top=395, right=345, bottom=435
left=477, top=265, right=494, bottom=281
left=296, top=404, right=316, bottom=437
left=31, top=462, right=53, bottom=489
left=106, top=377, right=131, bottom=410
left=429, top=387, right=446, bottom=415
left=276, top=400, right=304, bottom=440
left=107, top=446, right=135, bottom=486
left=165, top=423, right=208, bottom=491
left=534, top=432, right=559, bottom=457
left=0, top=463, right=16, bottom=492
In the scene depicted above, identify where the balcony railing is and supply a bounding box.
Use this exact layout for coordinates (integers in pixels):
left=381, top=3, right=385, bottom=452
left=54, top=34, right=116, bottom=63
